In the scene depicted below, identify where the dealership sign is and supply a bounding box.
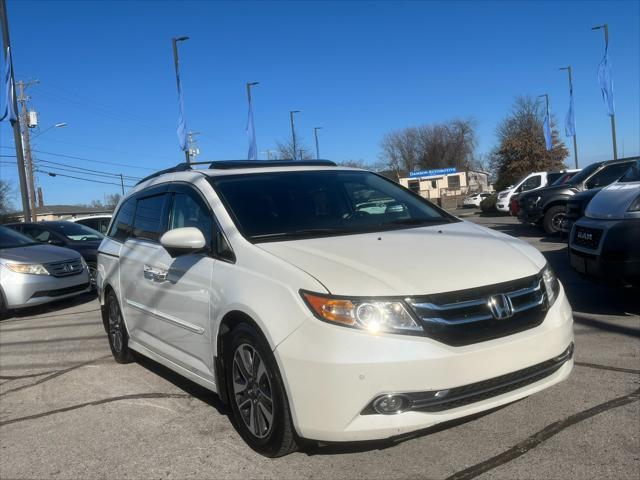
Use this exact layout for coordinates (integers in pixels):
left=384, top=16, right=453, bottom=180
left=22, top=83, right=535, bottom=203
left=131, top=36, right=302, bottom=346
left=409, top=167, right=457, bottom=178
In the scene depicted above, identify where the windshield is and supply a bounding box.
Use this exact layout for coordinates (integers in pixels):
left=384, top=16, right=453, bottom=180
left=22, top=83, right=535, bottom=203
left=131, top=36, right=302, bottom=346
left=210, top=170, right=457, bottom=241
left=566, top=163, right=601, bottom=186
left=0, top=226, right=39, bottom=249
left=618, top=160, right=640, bottom=183
left=50, top=222, right=104, bottom=241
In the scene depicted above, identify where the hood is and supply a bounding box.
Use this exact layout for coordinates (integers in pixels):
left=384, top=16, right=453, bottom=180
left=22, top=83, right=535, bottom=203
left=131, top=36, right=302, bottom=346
left=586, top=182, right=640, bottom=220
left=0, top=243, right=82, bottom=264
left=258, top=221, right=546, bottom=296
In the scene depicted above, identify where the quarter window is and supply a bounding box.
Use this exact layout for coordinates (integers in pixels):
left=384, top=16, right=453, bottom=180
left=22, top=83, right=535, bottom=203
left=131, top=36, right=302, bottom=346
left=108, top=197, right=136, bottom=241
left=133, top=194, right=167, bottom=242
left=169, top=192, right=212, bottom=246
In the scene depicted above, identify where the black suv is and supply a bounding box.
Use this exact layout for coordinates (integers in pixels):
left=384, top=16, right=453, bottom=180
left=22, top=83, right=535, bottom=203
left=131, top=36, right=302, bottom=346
left=518, top=157, right=638, bottom=234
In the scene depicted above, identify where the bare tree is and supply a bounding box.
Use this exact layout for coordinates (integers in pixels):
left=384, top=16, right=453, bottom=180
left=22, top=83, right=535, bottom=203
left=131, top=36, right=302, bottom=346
left=275, top=138, right=314, bottom=160
left=0, top=179, right=14, bottom=215
left=104, top=193, right=121, bottom=209
left=380, top=118, right=477, bottom=175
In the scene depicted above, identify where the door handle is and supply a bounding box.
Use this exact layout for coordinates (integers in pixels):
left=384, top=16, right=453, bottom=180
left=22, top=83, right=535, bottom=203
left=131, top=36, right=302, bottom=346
left=143, top=265, right=168, bottom=282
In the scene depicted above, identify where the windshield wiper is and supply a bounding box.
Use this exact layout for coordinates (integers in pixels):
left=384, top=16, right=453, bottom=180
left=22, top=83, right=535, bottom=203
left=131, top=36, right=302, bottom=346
left=251, top=228, right=349, bottom=240
left=381, top=218, right=445, bottom=226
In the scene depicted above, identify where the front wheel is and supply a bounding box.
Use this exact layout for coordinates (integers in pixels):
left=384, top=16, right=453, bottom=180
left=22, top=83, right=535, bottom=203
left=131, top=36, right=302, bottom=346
left=226, top=324, right=297, bottom=457
left=543, top=205, right=566, bottom=235
left=87, top=262, right=98, bottom=290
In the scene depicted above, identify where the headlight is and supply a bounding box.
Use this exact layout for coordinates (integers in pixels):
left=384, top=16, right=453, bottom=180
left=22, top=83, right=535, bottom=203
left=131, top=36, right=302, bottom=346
left=627, top=194, right=640, bottom=212
left=301, top=291, right=422, bottom=334
left=542, top=265, right=560, bottom=307
left=5, top=263, right=50, bottom=275
left=498, top=192, right=509, bottom=199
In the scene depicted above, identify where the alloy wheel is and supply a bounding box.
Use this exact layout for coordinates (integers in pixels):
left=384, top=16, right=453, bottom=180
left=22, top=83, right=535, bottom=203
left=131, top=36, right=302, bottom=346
left=108, top=296, right=123, bottom=353
left=232, top=343, right=274, bottom=439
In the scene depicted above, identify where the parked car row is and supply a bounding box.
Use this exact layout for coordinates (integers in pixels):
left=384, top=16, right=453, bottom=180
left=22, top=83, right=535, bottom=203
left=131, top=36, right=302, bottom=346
left=0, top=216, right=113, bottom=316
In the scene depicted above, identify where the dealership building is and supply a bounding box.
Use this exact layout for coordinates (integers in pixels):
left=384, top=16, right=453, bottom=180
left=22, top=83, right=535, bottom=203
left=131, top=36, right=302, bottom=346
left=399, top=167, right=491, bottom=205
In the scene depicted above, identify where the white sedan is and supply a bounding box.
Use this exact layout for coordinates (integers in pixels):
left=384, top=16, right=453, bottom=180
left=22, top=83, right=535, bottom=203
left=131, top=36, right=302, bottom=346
left=463, top=192, right=491, bottom=208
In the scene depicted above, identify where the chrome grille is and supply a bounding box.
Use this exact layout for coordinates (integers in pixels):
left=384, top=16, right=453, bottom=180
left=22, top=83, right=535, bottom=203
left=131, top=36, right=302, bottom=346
left=45, top=258, right=84, bottom=277
left=408, top=274, right=547, bottom=346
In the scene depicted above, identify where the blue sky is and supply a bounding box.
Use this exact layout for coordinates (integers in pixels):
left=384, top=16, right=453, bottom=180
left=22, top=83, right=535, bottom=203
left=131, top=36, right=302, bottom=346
left=1, top=0, right=638, bottom=207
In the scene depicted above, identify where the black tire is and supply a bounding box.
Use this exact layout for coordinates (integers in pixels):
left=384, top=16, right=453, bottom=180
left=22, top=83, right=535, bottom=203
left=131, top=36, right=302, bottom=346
left=0, top=290, right=9, bottom=320
left=105, top=290, right=134, bottom=364
left=87, top=262, right=98, bottom=291
left=543, top=205, right=566, bottom=235
left=226, top=324, right=297, bottom=457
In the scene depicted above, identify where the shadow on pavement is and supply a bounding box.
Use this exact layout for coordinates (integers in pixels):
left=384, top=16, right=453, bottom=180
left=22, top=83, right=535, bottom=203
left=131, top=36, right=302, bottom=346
left=2, top=293, right=98, bottom=322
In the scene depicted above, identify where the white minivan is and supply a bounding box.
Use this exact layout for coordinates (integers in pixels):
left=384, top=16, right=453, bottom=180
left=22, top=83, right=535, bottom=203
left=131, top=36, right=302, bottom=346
left=97, top=160, right=574, bottom=457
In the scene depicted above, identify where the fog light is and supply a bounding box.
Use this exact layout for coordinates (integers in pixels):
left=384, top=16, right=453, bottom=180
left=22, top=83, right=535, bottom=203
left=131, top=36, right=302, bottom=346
left=372, top=394, right=410, bottom=414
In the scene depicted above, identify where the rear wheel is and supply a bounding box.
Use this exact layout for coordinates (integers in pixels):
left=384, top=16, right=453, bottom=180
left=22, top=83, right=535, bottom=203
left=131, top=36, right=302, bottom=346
left=106, top=290, right=134, bottom=363
left=226, top=324, right=297, bottom=457
left=87, top=262, right=98, bottom=290
left=543, top=205, right=566, bottom=235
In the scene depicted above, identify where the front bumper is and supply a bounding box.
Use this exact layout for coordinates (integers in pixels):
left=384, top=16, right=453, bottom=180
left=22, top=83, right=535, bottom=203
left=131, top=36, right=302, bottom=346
left=569, top=218, right=640, bottom=284
left=275, top=286, right=574, bottom=442
left=496, top=200, right=510, bottom=212
left=0, top=265, right=90, bottom=309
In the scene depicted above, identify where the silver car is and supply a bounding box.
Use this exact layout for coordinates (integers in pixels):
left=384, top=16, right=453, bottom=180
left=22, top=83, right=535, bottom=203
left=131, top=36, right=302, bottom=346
left=0, top=226, right=90, bottom=314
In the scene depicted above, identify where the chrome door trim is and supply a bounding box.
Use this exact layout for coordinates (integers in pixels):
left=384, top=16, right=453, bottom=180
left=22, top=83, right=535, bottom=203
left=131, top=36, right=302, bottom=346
left=126, top=299, right=205, bottom=335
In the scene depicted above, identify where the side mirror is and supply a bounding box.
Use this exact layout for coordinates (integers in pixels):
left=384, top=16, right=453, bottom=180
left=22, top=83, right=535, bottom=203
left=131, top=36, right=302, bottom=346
left=160, top=227, right=206, bottom=258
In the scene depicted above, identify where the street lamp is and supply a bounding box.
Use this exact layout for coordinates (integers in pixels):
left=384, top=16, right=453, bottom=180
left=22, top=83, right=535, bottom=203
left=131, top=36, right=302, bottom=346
left=559, top=66, right=578, bottom=168
left=172, top=35, right=190, bottom=164
left=314, top=127, right=323, bottom=159
left=31, top=122, right=67, bottom=139
left=289, top=110, right=300, bottom=160
left=592, top=23, right=618, bottom=160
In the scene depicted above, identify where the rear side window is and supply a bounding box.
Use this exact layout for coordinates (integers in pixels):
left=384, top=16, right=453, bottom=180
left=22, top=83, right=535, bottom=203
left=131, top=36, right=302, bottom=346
left=108, top=197, right=136, bottom=241
left=133, top=194, right=167, bottom=242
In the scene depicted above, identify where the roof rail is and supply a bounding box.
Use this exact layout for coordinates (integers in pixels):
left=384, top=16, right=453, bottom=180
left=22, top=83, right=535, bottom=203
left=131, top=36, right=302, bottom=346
left=135, top=159, right=338, bottom=186
left=208, top=159, right=336, bottom=169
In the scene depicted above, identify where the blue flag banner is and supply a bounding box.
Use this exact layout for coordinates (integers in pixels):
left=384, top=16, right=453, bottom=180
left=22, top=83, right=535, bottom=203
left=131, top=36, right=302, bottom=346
left=565, top=93, right=576, bottom=137
left=597, top=46, right=615, bottom=116
left=0, top=47, right=17, bottom=125
left=176, top=77, right=187, bottom=152
left=246, top=100, right=257, bottom=160
left=543, top=106, right=552, bottom=151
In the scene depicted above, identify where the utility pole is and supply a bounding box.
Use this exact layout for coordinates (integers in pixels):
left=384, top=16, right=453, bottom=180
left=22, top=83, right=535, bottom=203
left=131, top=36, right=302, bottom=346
left=0, top=0, right=31, bottom=221
left=17, top=79, right=39, bottom=221
left=592, top=23, right=617, bottom=160
left=314, top=127, right=322, bottom=159
left=119, top=174, right=125, bottom=195
left=187, top=130, right=200, bottom=162
left=560, top=66, right=579, bottom=168
left=37, top=187, right=43, bottom=208
left=290, top=110, right=300, bottom=160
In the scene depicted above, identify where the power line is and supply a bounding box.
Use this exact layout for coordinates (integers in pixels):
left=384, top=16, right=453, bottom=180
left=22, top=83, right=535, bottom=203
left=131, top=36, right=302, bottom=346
left=35, top=168, right=136, bottom=188
left=0, top=145, right=158, bottom=171
left=37, top=159, right=142, bottom=180
left=36, top=163, right=141, bottom=181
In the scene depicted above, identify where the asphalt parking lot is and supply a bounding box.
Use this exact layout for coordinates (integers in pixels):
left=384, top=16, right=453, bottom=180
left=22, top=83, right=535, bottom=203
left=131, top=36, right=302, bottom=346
left=1, top=212, right=638, bottom=480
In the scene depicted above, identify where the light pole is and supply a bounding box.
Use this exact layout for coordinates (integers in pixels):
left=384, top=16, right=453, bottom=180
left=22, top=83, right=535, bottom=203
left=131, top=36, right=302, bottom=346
left=246, top=82, right=259, bottom=160
left=592, top=24, right=617, bottom=160
left=559, top=66, right=578, bottom=168
left=289, top=110, right=300, bottom=160
left=172, top=35, right=190, bottom=164
left=314, top=127, right=323, bottom=159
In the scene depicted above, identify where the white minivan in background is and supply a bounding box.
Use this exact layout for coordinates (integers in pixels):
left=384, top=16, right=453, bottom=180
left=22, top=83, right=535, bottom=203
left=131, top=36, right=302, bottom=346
left=97, top=160, right=574, bottom=457
left=496, top=170, right=578, bottom=213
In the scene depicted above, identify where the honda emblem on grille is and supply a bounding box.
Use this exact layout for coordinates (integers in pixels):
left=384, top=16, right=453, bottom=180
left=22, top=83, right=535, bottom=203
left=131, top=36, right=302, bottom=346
left=487, top=294, right=514, bottom=320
